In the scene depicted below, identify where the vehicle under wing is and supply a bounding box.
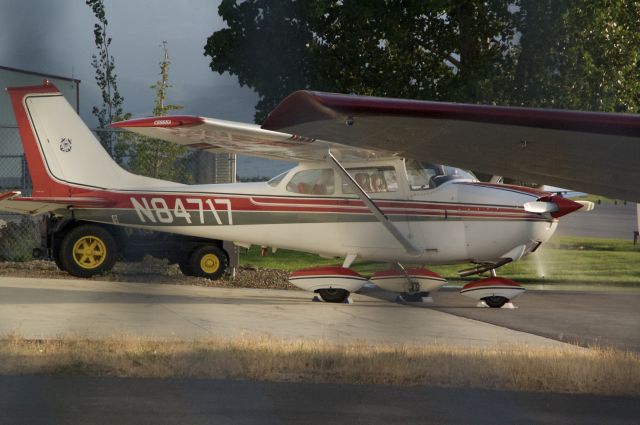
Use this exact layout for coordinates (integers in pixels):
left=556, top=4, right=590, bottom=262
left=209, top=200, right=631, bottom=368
left=261, top=91, right=640, bottom=202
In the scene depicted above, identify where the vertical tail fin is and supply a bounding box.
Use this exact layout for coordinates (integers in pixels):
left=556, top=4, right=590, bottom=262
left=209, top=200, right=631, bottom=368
left=7, top=82, right=179, bottom=197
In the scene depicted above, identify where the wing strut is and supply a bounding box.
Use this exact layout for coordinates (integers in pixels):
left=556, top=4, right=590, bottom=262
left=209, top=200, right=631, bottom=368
left=325, top=150, right=421, bottom=257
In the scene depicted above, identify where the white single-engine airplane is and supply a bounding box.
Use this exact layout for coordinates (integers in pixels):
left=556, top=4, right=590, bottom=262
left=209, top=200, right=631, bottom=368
left=3, top=81, right=639, bottom=307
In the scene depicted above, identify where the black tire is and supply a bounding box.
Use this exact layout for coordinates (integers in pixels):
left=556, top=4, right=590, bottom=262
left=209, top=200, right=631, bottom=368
left=52, top=246, right=65, bottom=271
left=317, top=288, right=350, bottom=303
left=58, top=224, right=118, bottom=278
left=483, top=296, right=509, bottom=308
left=178, top=261, right=193, bottom=276
left=188, top=245, right=228, bottom=280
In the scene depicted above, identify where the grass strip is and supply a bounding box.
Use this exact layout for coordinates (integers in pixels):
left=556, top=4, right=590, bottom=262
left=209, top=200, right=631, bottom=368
left=1, top=334, right=638, bottom=396
left=241, top=236, right=640, bottom=285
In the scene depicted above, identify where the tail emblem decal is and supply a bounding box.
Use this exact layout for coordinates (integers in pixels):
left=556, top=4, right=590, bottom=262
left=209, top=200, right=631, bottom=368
left=59, top=138, right=72, bottom=152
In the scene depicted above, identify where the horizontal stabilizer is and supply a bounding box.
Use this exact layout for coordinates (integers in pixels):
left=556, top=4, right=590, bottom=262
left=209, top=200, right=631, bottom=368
left=0, top=191, right=112, bottom=215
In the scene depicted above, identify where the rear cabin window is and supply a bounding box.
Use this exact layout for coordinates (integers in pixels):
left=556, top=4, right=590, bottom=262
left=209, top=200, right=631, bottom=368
left=343, top=166, right=398, bottom=194
left=286, top=169, right=335, bottom=195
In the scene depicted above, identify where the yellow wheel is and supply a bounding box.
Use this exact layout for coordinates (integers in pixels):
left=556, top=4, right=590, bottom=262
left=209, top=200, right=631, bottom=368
left=59, top=224, right=117, bottom=278
left=72, top=236, right=107, bottom=269
left=200, top=253, right=220, bottom=274
left=189, top=245, right=228, bottom=280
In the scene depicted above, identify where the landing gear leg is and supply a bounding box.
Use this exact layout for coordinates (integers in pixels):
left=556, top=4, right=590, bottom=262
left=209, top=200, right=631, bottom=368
left=394, top=263, right=433, bottom=303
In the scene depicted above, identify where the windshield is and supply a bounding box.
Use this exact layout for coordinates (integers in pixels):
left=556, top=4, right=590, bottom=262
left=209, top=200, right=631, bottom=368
left=267, top=170, right=289, bottom=187
left=405, top=160, right=476, bottom=190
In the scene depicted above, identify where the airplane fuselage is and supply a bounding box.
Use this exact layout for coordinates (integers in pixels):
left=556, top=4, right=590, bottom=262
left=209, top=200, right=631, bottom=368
left=66, top=159, right=558, bottom=265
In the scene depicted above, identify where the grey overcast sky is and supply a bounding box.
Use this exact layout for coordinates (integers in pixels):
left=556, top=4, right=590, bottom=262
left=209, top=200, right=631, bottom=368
left=0, top=0, right=259, bottom=125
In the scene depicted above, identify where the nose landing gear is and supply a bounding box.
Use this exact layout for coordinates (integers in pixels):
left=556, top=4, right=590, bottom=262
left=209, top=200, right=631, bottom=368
left=460, top=268, right=525, bottom=308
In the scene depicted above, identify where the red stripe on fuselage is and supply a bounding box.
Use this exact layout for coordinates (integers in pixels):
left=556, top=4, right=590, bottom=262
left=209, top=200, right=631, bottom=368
left=76, top=191, right=548, bottom=221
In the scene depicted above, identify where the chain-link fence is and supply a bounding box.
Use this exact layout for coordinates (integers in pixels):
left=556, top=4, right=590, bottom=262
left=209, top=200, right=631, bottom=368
left=0, top=126, right=236, bottom=261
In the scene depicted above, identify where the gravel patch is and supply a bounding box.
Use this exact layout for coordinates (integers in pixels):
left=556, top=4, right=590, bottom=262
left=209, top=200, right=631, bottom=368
left=0, top=258, right=294, bottom=290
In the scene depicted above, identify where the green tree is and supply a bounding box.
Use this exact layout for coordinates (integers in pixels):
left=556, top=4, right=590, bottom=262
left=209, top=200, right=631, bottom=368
left=128, top=42, right=191, bottom=182
left=205, top=1, right=640, bottom=118
left=514, top=0, right=640, bottom=112
left=86, top=0, right=129, bottom=158
left=204, top=0, right=517, bottom=122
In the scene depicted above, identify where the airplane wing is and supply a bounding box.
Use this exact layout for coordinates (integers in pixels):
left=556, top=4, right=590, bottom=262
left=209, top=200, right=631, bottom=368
left=112, top=115, right=388, bottom=162
left=0, top=191, right=113, bottom=215
left=115, top=91, right=640, bottom=202
left=261, top=92, right=640, bottom=202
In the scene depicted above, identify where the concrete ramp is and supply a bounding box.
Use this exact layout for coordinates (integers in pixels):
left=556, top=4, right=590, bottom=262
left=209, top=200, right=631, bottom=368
left=0, top=277, right=570, bottom=348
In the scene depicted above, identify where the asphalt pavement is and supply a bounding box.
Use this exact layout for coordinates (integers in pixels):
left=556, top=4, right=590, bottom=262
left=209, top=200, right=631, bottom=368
left=555, top=202, right=637, bottom=239
left=364, top=287, right=640, bottom=352
left=1, top=375, right=638, bottom=425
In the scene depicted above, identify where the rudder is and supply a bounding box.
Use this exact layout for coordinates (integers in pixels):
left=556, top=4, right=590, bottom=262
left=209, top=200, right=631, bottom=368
left=7, top=82, right=179, bottom=197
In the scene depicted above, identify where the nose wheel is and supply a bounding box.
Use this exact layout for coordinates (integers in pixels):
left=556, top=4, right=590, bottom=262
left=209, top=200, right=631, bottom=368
left=460, top=275, right=524, bottom=308
left=482, top=295, right=510, bottom=308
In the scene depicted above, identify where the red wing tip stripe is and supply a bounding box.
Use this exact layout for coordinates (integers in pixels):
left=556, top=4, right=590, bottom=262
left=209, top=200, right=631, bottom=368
left=111, top=116, right=205, bottom=129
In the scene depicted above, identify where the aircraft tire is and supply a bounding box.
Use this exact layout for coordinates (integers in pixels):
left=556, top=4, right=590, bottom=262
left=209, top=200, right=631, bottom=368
left=483, top=296, right=509, bottom=308
left=188, top=245, right=228, bottom=280
left=59, top=224, right=118, bottom=278
left=317, top=288, right=350, bottom=303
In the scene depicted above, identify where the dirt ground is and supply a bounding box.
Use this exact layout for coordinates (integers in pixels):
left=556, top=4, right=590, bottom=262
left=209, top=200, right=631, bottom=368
left=0, top=258, right=293, bottom=290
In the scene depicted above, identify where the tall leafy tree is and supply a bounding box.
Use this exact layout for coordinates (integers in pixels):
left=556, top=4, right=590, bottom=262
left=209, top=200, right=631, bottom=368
left=128, top=42, right=191, bottom=182
left=86, top=0, right=128, bottom=157
left=204, top=0, right=517, bottom=122
left=205, top=0, right=640, bottom=118
left=515, top=0, right=640, bottom=112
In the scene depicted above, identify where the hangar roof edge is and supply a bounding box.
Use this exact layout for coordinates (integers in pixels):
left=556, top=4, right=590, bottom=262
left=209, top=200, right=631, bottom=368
left=0, top=65, right=81, bottom=84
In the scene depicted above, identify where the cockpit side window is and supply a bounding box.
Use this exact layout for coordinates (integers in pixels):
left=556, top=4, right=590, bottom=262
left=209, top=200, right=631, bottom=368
left=286, top=169, right=335, bottom=195
left=405, top=160, right=476, bottom=190
left=343, top=166, right=398, bottom=194
left=406, top=160, right=437, bottom=190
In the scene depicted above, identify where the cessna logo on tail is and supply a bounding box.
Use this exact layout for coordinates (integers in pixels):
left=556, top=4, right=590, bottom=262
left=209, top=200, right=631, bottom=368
left=59, top=138, right=72, bottom=152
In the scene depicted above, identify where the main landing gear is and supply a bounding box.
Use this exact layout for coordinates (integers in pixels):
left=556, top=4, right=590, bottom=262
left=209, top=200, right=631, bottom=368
left=369, top=265, right=446, bottom=303
left=288, top=262, right=449, bottom=304
left=288, top=266, right=367, bottom=303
